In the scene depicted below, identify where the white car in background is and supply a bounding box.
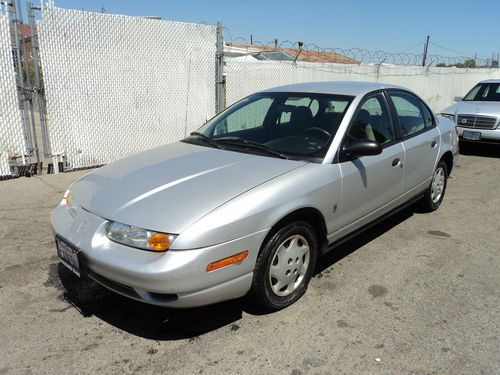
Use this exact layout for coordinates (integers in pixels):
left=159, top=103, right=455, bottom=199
left=441, top=79, right=500, bottom=144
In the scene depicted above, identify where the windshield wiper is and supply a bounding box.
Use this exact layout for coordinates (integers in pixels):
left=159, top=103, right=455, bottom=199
left=215, top=136, right=288, bottom=159
left=185, top=132, right=222, bottom=149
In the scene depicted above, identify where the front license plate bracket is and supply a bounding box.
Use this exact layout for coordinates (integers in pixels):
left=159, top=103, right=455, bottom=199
left=56, top=237, right=86, bottom=277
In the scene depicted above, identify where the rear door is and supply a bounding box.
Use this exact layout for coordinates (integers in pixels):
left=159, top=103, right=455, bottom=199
left=334, top=92, right=404, bottom=236
left=387, top=90, right=440, bottom=196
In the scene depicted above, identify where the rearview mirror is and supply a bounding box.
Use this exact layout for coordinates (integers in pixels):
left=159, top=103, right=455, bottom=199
left=453, top=96, right=463, bottom=102
left=341, top=140, right=382, bottom=160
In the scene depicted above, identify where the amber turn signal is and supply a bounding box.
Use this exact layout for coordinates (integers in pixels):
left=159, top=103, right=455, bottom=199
left=64, top=190, right=71, bottom=209
left=206, top=251, right=249, bottom=272
left=148, top=232, right=174, bottom=251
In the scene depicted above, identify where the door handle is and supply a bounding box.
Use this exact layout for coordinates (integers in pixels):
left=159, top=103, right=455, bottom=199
left=431, top=141, right=437, bottom=148
left=392, top=158, right=400, bottom=167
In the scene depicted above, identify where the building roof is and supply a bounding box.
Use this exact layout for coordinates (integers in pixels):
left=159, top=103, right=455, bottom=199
left=225, top=42, right=359, bottom=64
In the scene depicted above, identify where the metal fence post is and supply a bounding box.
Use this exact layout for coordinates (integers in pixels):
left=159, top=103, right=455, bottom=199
left=16, top=0, right=43, bottom=171
left=7, top=0, right=37, bottom=165
left=28, top=2, right=51, bottom=159
left=215, top=21, right=225, bottom=114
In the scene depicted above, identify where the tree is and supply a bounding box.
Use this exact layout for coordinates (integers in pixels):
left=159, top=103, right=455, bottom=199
left=463, top=59, right=476, bottom=68
left=435, top=59, right=477, bottom=69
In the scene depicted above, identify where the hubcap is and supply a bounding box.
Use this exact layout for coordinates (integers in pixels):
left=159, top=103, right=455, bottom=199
left=431, top=167, right=445, bottom=203
left=268, top=234, right=310, bottom=297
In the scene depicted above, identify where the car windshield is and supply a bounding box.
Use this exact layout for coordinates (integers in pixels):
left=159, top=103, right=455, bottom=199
left=183, top=92, right=354, bottom=160
left=463, top=82, right=500, bottom=102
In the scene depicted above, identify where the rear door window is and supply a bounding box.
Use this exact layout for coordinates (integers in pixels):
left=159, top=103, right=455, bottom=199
left=388, top=91, right=426, bottom=137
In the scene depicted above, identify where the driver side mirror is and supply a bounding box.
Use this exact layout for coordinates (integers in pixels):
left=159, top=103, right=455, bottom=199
left=453, top=96, right=463, bottom=102
left=340, top=139, right=382, bottom=161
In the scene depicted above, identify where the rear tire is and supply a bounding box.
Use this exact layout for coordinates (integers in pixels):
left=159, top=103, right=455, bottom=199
left=250, top=221, right=317, bottom=310
left=420, top=161, right=448, bottom=212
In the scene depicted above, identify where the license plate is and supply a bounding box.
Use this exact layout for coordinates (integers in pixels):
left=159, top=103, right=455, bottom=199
left=463, top=130, right=481, bottom=141
left=56, top=237, right=83, bottom=277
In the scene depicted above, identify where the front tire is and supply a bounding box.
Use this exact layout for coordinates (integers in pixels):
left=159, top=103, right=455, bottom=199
left=420, top=161, right=448, bottom=212
left=250, top=221, right=317, bottom=310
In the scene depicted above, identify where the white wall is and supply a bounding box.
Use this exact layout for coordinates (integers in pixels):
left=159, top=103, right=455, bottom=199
left=225, top=59, right=500, bottom=112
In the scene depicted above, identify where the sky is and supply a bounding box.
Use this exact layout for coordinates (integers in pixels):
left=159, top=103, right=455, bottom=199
left=45, top=0, right=499, bottom=59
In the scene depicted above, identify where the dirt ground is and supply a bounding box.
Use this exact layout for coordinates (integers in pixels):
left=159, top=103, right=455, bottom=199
left=0, top=143, right=499, bottom=375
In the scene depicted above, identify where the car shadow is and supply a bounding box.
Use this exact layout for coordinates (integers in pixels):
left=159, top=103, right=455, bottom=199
left=459, top=142, right=500, bottom=158
left=58, top=206, right=415, bottom=341
left=58, top=264, right=269, bottom=341
left=77, top=293, right=250, bottom=340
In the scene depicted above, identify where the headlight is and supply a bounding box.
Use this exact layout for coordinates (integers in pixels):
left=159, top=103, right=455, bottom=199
left=62, top=190, right=71, bottom=208
left=439, top=113, right=455, bottom=122
left=105, top=221, right=176, bottom=252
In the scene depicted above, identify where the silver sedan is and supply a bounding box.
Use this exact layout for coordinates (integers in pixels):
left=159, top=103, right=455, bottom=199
left=441, top=79, right=500, bottom=144
left=51, top=81, right=459, bottom=310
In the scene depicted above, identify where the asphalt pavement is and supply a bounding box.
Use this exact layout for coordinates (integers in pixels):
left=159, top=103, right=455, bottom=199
left=0, top=143, right=498, bottom=375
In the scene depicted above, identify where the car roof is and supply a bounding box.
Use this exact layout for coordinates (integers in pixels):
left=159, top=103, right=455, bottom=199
left=260, top=81, right=407, bottom=97
left=480, top=79, right=500, bottom=83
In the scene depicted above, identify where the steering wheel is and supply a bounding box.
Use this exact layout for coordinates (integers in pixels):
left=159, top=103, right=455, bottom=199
left=303, top=127, right=332, bottom=141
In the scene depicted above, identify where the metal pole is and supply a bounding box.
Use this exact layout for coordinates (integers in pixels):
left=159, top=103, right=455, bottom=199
left=17, top=0, right=40, bottom=167
left=215, top=21, right=224, bottom=114
left=293, top=41, right=303, bottom=63
left=28, top=2, right=51, bottom=159
left=422, top=35, right=429, bottom=67
left=376, top=58, right=386, bottom=79
left=8, top=0, right=36, bottom=165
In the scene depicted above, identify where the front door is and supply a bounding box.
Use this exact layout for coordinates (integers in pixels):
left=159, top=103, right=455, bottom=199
left=333, top=92, right=404, bottom=238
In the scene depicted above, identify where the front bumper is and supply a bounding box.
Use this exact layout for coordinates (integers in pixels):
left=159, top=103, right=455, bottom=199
left=457, top=126, right=500, bottom=144
left=51, top=204, right=267, bottom=308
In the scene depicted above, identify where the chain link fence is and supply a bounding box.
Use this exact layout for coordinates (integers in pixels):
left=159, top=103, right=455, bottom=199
left=224, top=43, right=500, bottom=112
left=0, top=7, right=27, bottom=177
left=37, top=6, right=217, bottom=170
left=1, top=2, right=499, bottom=180
left=225, top=39, right=498, bottom=68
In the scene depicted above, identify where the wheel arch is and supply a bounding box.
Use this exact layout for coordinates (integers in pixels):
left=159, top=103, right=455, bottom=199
left=440, top=151, right=454, bottom=175
left=262, top=207, right=328, bottom=254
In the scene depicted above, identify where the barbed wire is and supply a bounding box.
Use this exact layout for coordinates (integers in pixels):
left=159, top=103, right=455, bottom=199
left=224, top=35, right=497, bottom=68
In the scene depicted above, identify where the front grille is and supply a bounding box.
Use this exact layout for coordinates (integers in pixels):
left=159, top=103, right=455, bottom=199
left=87, top=269, right=141, bottom=299
left=87, top=269, right=178, bottom=304
left=457, top=115, right=498, bottom=129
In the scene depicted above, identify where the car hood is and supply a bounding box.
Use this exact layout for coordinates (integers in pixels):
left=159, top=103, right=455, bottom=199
left=442, top=101, right=500, bottom=117
left=70, top=142, right=307, bottom=233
